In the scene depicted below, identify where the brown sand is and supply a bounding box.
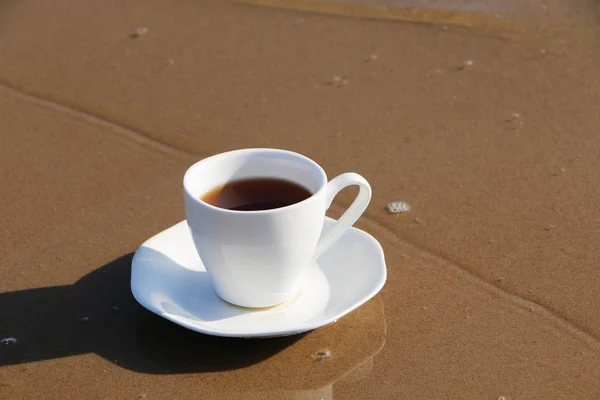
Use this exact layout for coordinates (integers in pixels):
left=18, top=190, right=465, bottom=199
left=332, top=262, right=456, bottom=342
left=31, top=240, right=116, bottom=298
left=2, top=0, right=600, bottom=398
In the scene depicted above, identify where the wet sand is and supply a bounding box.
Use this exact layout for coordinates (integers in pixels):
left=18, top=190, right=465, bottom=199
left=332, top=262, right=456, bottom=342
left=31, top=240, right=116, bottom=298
left=2, top=0, right=600, bottom=398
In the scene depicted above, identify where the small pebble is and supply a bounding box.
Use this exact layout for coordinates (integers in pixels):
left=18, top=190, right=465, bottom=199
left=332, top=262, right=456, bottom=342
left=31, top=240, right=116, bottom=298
left=387, top=201, right=410, bottom=214
left=441, top=24, right=448, bottom=30
left=498, top=397, right=507, bottom=400
left=1, top=337, right=18, bottom=345
left=326, top=75, right=348, bottom=87
left=368, top=54, right=378, bottom=61
left=131, top=26, right=148, bottom=38
left=313, top=349, right=332, bottom=361
left=457, top=60, right=474, bottom=70
left=427, top=68, right=444, bottom=78
left=505, top=113, right=523, bottom=124
left=80, top=317, right=90, bottom=323
left=137, top=394, right=147, bottom=399
left=111, top=306, right=122, bottom=312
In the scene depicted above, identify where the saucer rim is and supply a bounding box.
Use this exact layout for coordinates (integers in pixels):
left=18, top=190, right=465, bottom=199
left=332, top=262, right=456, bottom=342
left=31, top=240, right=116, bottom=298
left=131, top=218, right=387, bottom=338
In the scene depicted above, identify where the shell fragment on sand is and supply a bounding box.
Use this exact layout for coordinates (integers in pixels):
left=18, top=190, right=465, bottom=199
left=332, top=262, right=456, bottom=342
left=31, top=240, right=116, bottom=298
left=386, top=201, right=410, bottom=214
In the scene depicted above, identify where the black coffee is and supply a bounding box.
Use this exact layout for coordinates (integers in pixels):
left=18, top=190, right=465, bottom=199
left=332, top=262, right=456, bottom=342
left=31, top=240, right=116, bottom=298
left=201, top=178, right=312, bottom=211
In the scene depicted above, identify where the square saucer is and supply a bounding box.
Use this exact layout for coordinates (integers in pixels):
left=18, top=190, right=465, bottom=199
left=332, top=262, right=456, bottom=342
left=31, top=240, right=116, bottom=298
left=131, top=217, right=386, bottom=338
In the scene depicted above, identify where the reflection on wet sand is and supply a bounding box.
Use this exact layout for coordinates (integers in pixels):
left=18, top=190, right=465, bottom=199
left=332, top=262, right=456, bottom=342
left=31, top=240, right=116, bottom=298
left=227, top=0, right=519, bottom=33
left=135, top=286, right=386, bottom=398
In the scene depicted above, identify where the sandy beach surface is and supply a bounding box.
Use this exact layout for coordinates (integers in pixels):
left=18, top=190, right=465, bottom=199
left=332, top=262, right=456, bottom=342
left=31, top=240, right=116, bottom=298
left=2, top=0, right=600, bottom=398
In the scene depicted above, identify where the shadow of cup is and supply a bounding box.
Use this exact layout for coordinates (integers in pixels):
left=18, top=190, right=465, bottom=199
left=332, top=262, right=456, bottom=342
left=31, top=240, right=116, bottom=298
left=0, top=253, right=386, bottom=397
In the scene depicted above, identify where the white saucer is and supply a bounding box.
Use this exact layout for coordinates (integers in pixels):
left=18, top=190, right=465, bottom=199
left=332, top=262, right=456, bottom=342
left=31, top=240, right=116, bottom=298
left=131, top=217, right=387, bottom=338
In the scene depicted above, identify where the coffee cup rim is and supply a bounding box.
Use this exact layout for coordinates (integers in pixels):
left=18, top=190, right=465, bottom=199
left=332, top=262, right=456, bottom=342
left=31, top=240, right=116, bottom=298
left=183, top=148, right=328, bottom=215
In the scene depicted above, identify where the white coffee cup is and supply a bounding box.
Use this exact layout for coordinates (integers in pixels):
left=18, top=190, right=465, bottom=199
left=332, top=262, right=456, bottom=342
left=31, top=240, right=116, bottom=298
left=183, top=148, right=371, bottom=308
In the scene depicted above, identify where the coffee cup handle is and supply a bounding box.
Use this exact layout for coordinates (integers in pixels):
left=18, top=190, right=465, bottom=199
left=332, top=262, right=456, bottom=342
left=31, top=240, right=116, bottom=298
left=314, top=173, right=372, bottom=260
